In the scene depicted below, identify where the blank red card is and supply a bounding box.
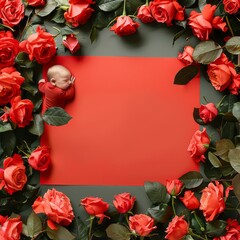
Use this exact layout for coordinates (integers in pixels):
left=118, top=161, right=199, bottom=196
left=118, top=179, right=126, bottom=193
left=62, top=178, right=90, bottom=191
left=40, top=56, right=199, bottom=186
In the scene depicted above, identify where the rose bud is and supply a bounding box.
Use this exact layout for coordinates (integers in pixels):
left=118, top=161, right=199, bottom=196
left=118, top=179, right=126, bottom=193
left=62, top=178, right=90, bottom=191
left=166, top=179, right=184, bottom=196
left=180, top=190, right=200, bottom=210
left=199, top=103, right=218, bottom=123
left=178, top=46, right=195, bottom=66
left=113, top=192, right=136, bottom=213
left=137, top=5, right=155, bottom=23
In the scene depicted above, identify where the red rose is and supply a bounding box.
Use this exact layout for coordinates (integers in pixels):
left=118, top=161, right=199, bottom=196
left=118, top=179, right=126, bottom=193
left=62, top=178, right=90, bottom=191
left=166, top=179, right=184, bottom=196
left=228, top=73, right=240, bottom=95
left=0, top=31, right=19, bottom=69
left=199, top=181, right=226, bottom=222
left=0, top=154, right=27, bottom=195
left=188, top=4, right=227, bottom=40
left=19, top=26, right=56, bottom=64
left=129, top=214, right=157, bottom=237
left=0, top=70, right=24, bottom=106
left=27, top=0, right=45, bottom=7
left=199, top=103, right=218, bottom=123
left=28, top=146, right=51, bottom=172
left=0, top=216, right=22, bottom=240
left=113, top=192, right=136, bottom=213
left=213, top=219, right=240, bottom=240
left=62, top=34, right=80, bottom=54
left=64, top=0, right=94, bottom=27
left=81, top=197, right=109, bottom=223
left=150, top=0, right=185, bottom=26
left=137, top=5, right=155, bottom=23
left=178, top=46, right=195, bottom=66
left=180, top=190, right=200, bottom=210
left=110, top=16, right=140, bottom=36
left=32, top=188, right=74, bottom=226
left=9, top=96, right=34, bottom=127
left=187, top=128, right=210, bottom=163
left=223, top=0, right=240, bottom=14
left=0, top=0, right=24, bottom=27
left=165, top=215, right=189, bottom=240
left=207, top=53, right=236, bottom=91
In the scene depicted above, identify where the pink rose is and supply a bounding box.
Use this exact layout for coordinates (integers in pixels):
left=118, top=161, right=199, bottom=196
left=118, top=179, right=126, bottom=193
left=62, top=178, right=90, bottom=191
left=27, top=0, right=45, bottom=7
left=178, top=46, right=195, bottom=65
left=207, top=53, right=236, bottom=91
left=0, top=0, right=24, bottom=27
left=110, top=16, right=140, bottom=36
left=28, top=146, right=51, bottom=172
left=62, top=34, right=80, bottom=54
left=81, top=197, right=109, bottom=223
left=137, top=5, right=155, bottom=23
left=113, top=192, right=136, bottom=213
left=32, top=188, right=74, bottom=226
left=0, top=154, right=27, bottom=195
left=223, top=0, right=240, bottom=14
left=165, top=215, right=189, bottom=240
left=199, top=181, right=226, bottom=222
left=228, top=73, right=240, bottom=95
left=64, top=0, right=94, bottom=27
left=166, top=179, right=184, bottom=196
left=199, top=103, right=218, bottom=123
left=0, top=31, right=19, bottom=69
left=0, top=215, right=22, bottom=240
left=9, top=96, right=34, bottom=127
left=180, top=190, right=200, bottom=210
left=129, top=214, right=157, bottom=237
left=188, top=4, right=227, bottom=40
left=150, top=0, right=185, bottom=26
left=187, top=128, right=210, bottom=163
left=20, top=26, right=56, bottom=64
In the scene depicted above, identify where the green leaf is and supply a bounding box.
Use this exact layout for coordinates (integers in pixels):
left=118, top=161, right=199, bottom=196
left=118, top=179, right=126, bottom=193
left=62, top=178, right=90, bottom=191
left=98, top=0, right=123, bottom=12
left=193, top=41, right=222, bottom=64
left=27, top=211, right=43, bottom=238
left=198, top=0, right=207, bottom=10
left=229, top=148, right=240, bottom=173
left=232, top=102, right=240, bottom=121
left=179, top=171, right=203, bottom=189
left=90, top=26, right=98, bottom=43
left=28, top=114, right=44, bottom=136
left=35, top=0, right=58, bottom=17
left=178, top=0, right=195, bottom=7
left=206, top=220, right=227, bottom=237
left=22, top=83, right=38, bottom=95
left=208, top=152, right=222, bottom=168
left=174, top=65, right=199, bottom=85
left=60, top=26, right=79, bottom=36
left=215, top=139, right=235, bottom=161
left=75, top=217, right=88, bottom=240
left=193, top=107, right=205, bottom=125
left=55, top=0, right=68, bottom=5
left=144, top=181, right=170, bottom=204
left=22, top=223, right=30, bottom=237
left=52, top=8, right=66, bottom=24
left=42, top=107, right=72, bottom=126
left=15, top=52, right=37, bottom=68
left=106, top=224, right=131, bottom=240
left=147, top=204, right=173, bottom=223
left=46, top=225, right=75, bottom=240
left=172, top=28, right=188, bottom=45
left=0, top=131, right=16, bottom=156
left=218, top=94, right=239, bottom=113
left=225, top=36, right=240, bottom=55
left=0, top=122, right=12, bottom=133
left=232, top=174, right=240, bottom=202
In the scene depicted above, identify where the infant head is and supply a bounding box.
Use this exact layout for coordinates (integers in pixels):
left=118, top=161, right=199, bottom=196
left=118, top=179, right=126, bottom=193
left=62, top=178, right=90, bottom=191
left=48, top=65, right=72, bottom=90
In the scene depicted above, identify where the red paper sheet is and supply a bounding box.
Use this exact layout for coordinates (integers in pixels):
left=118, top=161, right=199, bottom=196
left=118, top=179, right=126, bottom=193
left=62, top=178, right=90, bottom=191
left=40, top=56, right=199, bottom=186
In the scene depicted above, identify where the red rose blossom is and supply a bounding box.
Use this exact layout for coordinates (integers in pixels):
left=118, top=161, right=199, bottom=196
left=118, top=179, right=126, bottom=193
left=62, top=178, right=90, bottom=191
left=27, top=0, right=45, bottom=7
left=0, top=0, right=24, bottom=27
left=178, top=46, right=195, bottom=66
left=228, top=73, right=240, bottom=95
left=165, top=215, right=189, bottom=240
left=113, top=192, right=136, bottom=213
left=28, top=146, right=51, bottom=172
left=199, top=103, right=218, bottom=123
left=81, top=197, right=109, bottom=223
left=62, top=34, right=80, bottom=54
left=0, top=154, right=27, bottom=195
left=180, top=190, right=200, bottom=210
left=64, top=0, right=94, bottom=27
left=187, top=128, right=210, bottom=163
left=19, top=26, right=56, bottom=64
left=129, top=214, right=157, bottom=237
left=110, top=16, right=140, bottom=36
left=32, top=188, right=75, bottom=226
left=9, top=96, right=34, bottom=127
left=223, top=0, right=240, bottom=14
left=166, top=179, right=184, bottom=196
left=137, top=5, right=155, bottom=23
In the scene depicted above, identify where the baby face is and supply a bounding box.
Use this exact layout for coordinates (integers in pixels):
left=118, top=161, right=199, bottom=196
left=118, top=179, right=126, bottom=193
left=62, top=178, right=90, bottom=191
left=54, top=72, right=72, bottom=90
